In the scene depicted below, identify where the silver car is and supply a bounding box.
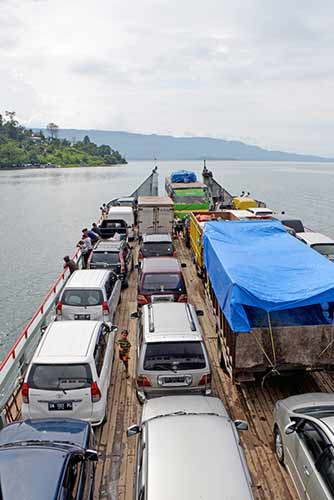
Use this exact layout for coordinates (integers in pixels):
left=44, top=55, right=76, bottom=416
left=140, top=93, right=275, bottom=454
left=127, top=395, right=254, bottom=500
left=132, top=303, right=211, bottom=403
left=273, top=393, right=334, bottom=500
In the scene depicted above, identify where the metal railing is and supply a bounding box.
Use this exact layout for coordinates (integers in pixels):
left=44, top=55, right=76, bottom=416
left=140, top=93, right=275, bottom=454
left=0, top=248, right=82, bottom=414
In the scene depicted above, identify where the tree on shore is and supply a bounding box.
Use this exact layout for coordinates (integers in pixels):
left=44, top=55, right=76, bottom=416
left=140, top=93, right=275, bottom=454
left=46, top=122, right=59, bottom=140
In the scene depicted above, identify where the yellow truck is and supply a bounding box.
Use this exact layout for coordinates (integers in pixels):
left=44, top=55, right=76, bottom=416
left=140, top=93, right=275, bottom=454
left=189, top=211, right=227, bottom=277
left=189, top=209, right=273, bottom=277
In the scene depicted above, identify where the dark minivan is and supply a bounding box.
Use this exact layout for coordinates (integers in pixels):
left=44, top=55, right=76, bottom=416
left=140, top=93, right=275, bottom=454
left=88, top=239, right=133, bottom=287
left=137, top=257, right=187, bottom=306
left=138, top=233, right=175, bottom=265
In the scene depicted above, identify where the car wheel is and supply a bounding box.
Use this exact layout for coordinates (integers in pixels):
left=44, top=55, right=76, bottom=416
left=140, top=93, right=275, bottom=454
left=122, top=278, right=129, bottom=289
left=274, top=427, right=285, bottom=464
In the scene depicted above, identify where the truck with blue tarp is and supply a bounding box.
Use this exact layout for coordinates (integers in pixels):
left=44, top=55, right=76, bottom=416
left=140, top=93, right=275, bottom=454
left=203, top=219, right=334, bottom=382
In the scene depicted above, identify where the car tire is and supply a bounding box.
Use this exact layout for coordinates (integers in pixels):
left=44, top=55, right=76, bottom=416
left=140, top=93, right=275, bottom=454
left=122, top=278, right=129, bottom=289
left=274, top=427, right=285, bottom=464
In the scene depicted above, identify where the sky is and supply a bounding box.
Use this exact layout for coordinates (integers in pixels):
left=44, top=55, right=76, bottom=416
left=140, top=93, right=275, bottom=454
left=1, top=0, right=334, bottom=156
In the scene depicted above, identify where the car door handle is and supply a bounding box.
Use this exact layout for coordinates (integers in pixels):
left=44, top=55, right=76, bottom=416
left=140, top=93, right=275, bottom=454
left=303, top=465, right=310, bottom=477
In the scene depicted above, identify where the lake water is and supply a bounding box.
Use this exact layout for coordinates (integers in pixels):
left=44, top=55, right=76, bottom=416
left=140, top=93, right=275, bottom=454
left=0, top=160, right=334, bottom=359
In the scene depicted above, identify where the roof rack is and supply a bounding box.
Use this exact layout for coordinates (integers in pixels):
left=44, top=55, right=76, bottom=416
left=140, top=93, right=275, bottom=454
left=148, top=304, right=154, bottom=333
left=185, top=304, right=196, bottom=332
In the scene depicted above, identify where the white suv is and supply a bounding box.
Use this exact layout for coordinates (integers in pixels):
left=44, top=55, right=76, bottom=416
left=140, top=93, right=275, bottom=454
left=22, top=320, right=117, bottom=426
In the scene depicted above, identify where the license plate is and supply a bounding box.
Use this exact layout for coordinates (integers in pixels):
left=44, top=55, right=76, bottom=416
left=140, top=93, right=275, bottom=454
left=48, top=401, right=73, bottom=411
left=74, top=314, right=90, bottom=320
left=163, top=377, right=186, bottom=384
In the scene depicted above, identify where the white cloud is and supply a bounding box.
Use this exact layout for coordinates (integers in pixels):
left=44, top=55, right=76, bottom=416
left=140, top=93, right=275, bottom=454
left=1, top=0, right=334, bottom=154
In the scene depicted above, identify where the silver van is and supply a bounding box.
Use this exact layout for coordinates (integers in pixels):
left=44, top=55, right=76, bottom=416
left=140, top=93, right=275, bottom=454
left=57, top=270, right=121, bottom=323
left=132, top=303, right=211, bottom=403
left=127, top=395, right=254, bottom=500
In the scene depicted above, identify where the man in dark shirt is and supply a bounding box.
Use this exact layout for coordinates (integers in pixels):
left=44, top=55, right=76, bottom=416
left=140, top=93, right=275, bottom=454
left=63, top=256, right=78, bottom=275
left=82, top=227, right=99, bottom=245
left=91, top=223, right=102, bottom=237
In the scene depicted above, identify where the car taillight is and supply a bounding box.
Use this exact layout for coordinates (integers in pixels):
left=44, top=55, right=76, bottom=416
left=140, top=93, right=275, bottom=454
left=56, top=301, right=62, bottom=314
left=91, top=381, right=101, bottom=402
left=137, top=294, right=148, bottom=305
left=22, top=382, right=29, bottom=403
left=137, top=375, right=151, bottom=387
left=199, top=374, right=211, bottom=386
left=178, top=294, right=188, bottom=303
left=102, top=301, right=109, bottom=313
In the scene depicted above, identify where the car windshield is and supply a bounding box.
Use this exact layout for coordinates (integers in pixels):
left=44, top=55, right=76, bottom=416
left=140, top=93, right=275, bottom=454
left=142, top=273, right=185, bottom=293
left=28, top=363, right=92, bottom=390
left=144, top=342, right=206, bottom=370
left=91, top=252, right=120, bottom=265
left=62, top=289, right=103, bottom=306
left=142, top=242, right=173, bottom=257
left=312, top=244, right=334, bottom=259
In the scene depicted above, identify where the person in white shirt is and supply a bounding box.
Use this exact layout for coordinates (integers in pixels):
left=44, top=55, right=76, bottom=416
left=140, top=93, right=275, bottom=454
left=77, top=232, right=92, bottom=268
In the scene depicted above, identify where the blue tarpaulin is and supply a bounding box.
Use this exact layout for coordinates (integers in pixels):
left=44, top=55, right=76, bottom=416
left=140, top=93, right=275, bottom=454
left=203, top=220, right=334, bottom=333
left=171, top=170, right=197, bottom=183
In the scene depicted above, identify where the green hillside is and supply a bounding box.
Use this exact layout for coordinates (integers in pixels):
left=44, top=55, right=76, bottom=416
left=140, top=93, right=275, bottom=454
left=0, top=112, right=127, bottom=168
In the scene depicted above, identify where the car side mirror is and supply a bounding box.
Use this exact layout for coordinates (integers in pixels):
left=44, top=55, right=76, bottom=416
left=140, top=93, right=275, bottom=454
left=181, top=263, right=187, bottom=268
left=40, top=325, right=47, bottom=335
left=85, top=449, right=99, bottom=462
left=135, top=264, right=139, bottom=269
left=234, top=420, right=248, bottom=431
left=127, top=424, right=141, bottom=437
left=131, top=312, right=139, bottom=319
left=284, top=422, right=297, bottom=435
left=196, top=310, right=204, bottom=317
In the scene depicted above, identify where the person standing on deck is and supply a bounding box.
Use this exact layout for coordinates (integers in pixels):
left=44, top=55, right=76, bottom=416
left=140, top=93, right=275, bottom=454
left=77, top=232, right=92, bottom=269
left=63, top=256, right=78, bottom=275
left=91, top=222, right=102, bottom=237
left=82, top=227, right=99, bottom=245
left=117, top=329, right=131, bottom=378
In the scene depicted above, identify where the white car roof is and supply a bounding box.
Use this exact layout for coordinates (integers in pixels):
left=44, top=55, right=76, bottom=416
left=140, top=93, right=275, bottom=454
left=142, top=303, right=203, bottom=342
left=34, top=320, right=100, bottom=361
left=297, top=232, right=334, bottom=246
left=247, top=207, right=273, bottom=215
left=64, top=269, right=110, bottom=288
left=107, top=206, right=133, bottom=214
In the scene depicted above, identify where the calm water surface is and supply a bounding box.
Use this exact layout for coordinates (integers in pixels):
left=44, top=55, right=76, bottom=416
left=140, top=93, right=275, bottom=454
left=0, top=160, right=334, bottom=359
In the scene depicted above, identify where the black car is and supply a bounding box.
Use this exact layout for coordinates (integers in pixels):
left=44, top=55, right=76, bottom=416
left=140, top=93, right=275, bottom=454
left=88, top=239, right=133, bottom=287
left=0, top=418, right=97, bottom=500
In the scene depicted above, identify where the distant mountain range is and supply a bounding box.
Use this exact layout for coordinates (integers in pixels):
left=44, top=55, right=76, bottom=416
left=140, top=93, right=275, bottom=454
left=35, top=128, right=333, bottom=162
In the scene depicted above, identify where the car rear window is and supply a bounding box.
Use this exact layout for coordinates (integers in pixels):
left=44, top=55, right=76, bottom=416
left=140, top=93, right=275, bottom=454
left=28, top=363, right=92, bottom=390
left=143, top=341, right=206, bottom=370
left=312, top=244, right=334, bottom=258
left=142, top=273, right=185, bottom=293
left=62, top=289, right=103, bottom=306
left=91, top=252, right=120, bottom=265
left=142, top=242, right=173, bottom=257
left=282, top=219, right=304, bottom=233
